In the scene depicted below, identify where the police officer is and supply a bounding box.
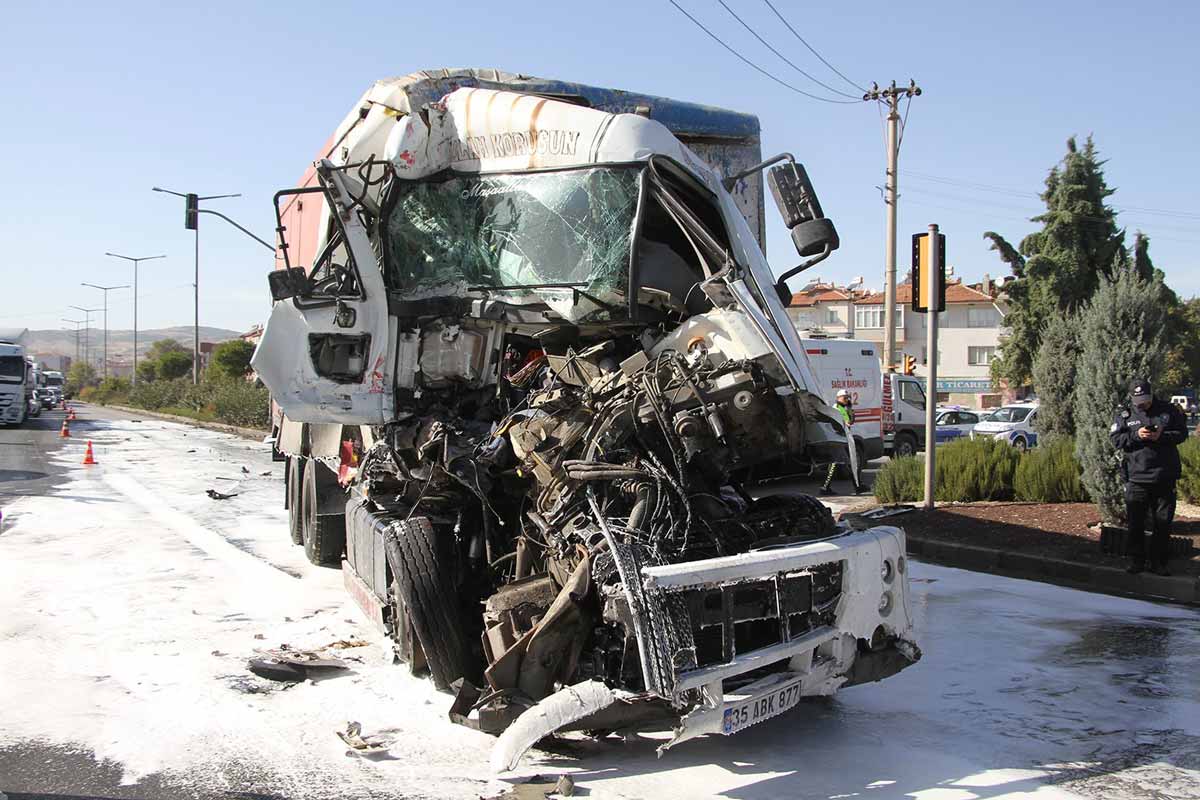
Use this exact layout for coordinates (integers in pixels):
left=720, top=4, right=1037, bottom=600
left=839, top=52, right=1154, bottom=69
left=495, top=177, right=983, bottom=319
left=821, top=389, right=860, bottom=496
left=1110, top=377, right=1188, bottom=575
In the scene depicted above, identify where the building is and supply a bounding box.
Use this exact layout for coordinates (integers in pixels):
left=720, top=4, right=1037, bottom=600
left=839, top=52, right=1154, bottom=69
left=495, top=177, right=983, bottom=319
left=788, top=276, right=1008, bottom=408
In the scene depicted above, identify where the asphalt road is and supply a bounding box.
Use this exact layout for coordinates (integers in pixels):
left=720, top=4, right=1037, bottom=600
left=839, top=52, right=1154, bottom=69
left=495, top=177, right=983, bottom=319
left=1, top=406, right=1198, bottom=800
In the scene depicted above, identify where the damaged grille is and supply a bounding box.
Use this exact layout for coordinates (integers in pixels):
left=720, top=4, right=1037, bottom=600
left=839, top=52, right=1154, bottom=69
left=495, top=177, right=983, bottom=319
left=636, top=561, right=843, bottom=696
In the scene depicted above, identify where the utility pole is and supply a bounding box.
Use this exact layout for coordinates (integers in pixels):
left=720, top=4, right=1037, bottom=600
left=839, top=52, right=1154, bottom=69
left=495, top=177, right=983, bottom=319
left=105, top=252, right=165, bottom=386
left=70, top=306, right=100, bottom=373
left=152, top=187, right=242, bottom=384
left=81, top=283, right=129, bottom=380
left=62, top=319, right=84, bottom=364
left=863, top=80, right=921, bottom=370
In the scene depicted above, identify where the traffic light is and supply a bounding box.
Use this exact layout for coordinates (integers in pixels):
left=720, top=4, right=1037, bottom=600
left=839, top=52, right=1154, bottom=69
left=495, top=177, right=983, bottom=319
left=903, top=354, right=916, bottom=375
left=184, top=193, right=198, bottom=230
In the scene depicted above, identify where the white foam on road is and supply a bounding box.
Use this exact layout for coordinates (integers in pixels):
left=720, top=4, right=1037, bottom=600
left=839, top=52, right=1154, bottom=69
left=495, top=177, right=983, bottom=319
left=1, top=413, right=1198, bottom=800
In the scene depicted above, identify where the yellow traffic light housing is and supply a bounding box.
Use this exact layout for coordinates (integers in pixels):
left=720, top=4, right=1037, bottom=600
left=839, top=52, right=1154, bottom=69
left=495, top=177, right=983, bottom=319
left=903, top=354, right=916, bottom=375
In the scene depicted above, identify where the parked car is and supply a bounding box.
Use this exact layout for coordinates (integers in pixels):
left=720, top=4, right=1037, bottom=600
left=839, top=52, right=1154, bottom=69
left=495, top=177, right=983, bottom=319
left=935, top=407, right=981, bottom=443
left=970, top=402, right=1040, bottom=451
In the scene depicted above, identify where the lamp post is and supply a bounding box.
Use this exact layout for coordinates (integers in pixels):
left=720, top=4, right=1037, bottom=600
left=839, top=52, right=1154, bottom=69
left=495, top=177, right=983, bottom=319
left=62, top=318, right=84, bottom=364
left=105, top=252, right=165, bottom=385
left=69, top=306, right=100, bottom=372
left=80, top=283, right=129, bottom=379
left=151, top=187, right=241, bottom=383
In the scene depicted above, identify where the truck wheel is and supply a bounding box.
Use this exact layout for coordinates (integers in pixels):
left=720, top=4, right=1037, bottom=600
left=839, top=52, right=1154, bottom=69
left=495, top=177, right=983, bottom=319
left=301, top=459, right=345, bottom=567
left=287, top=457, right=305, bottom=545
left=894, top=433, right=917, bottom=458
left=382, top=517, right=471, bottom=691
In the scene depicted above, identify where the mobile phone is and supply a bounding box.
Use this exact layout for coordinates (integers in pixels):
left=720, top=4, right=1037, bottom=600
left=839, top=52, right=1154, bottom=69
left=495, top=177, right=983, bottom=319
left=1144, top=424, right=1159, bottom=432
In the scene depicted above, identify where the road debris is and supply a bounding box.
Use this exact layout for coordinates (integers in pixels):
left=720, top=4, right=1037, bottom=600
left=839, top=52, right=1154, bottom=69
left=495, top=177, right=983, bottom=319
left=206, top=488, right=239, bottom=500
left=336, top=721, right=399, bottom=755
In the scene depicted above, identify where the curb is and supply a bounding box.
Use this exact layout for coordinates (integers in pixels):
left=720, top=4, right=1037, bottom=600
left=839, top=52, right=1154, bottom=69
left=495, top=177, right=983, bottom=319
left=907, top=534, right=1200, bottom=606
left=91, top=404, right=271, bottom=443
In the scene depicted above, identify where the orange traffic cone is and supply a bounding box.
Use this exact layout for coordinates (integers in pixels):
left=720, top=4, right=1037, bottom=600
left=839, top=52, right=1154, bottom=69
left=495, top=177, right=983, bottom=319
left=60, top=419, right=70, bottom=438
left=82, top=440, right=97, bottom=466
left=68, top=408, right=76, bottom=421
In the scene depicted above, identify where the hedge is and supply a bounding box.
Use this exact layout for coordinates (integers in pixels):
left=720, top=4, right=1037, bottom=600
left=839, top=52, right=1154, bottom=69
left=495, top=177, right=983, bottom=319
left=1014, top=436, right=1089, bottom=502
left=874, top=437, right=1021, bottom=504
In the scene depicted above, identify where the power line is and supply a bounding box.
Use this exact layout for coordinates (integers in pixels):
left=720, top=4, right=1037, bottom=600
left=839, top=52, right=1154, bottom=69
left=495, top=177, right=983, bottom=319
left=668, top=1, right=860, bottom=104
left=714, top=0, right=859, bottom=99
left=761, top=0, right=868, bottom=94
left=902, top=169, right=1200, bottom=221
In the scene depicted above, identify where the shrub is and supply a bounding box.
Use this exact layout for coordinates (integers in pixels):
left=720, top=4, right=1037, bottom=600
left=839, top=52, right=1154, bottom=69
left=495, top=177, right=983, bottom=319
left=1179, top=437, right=1200, bottom=504
left=873, top=456, right=924, bottom=503
left=1014, top=436, right=1089, bottom=502
left=936, top=437, right=1020, bottom=502
left=90, top=376, right=131, bottom=405
left=873, top=437, right=1020, bottom=504
left=211, top=380, right=270, bottom=428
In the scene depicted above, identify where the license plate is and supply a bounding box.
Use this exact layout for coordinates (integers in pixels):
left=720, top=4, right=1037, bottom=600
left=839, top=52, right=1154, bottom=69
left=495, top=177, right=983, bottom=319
left=721, top=675, right=805, bottom=734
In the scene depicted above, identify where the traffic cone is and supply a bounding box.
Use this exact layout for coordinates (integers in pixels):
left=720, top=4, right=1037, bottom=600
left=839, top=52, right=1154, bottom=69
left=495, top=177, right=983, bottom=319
left=68, top=407, right=76, bottom=421
left=60, top=419, right=70, bottom=438
left=82, top=440, right=97, bottom=466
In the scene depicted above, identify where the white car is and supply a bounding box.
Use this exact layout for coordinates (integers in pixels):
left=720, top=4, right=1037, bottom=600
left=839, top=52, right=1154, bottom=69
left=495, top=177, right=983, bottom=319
left=970, top=402, right=1039, bottom=451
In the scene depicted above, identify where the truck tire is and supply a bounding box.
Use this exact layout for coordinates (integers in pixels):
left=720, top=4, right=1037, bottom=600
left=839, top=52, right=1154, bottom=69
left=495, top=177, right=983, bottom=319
left=301, top=459, right=345, bottom=566
left=382, top=517, right=471, bottom=691
left=894, top=432, right=917, bottom=458
left=287, top=457, right=305, bottom=545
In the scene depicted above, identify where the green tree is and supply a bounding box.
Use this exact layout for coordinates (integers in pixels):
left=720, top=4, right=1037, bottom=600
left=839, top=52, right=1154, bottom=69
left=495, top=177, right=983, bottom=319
left=985, top=136, right=1126, bottom=387
left=207, top=340, right=255, bottom=381
left=1074, top=267, right=1171, bottom=524
left=145, top=338, right=188, bottom=362
left=65, top=362, right=98, bottom=396
left=136, top=359, right=157, bottom=383
left=1030, top=312, right=1081, bottom=438
left=157, top=350, right=193, bottom=380
left=1163, top=296, right=1200, bottom=392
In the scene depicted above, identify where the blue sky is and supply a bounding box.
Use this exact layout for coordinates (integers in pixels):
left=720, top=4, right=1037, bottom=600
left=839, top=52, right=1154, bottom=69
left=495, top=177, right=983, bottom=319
left=2, top=0, right=1197, bottom=334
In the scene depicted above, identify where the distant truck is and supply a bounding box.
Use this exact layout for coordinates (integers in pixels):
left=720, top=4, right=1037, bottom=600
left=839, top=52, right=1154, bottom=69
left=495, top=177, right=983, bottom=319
left=41, top=371, right=64, bottom=407
left=0, top=341, right=30, bottom=426
left=252, top=67, right=919, bottom=760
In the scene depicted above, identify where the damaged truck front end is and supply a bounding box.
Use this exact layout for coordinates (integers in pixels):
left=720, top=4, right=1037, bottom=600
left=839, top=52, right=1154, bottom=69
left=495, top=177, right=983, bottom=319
left=252, top=75, right=919, bottom=763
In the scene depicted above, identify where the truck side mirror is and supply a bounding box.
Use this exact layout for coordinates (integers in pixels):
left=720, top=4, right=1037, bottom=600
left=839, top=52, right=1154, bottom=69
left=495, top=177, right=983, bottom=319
left=268, top=267, right=311, bottom=302
left=768, top=162, right=840, bottom=299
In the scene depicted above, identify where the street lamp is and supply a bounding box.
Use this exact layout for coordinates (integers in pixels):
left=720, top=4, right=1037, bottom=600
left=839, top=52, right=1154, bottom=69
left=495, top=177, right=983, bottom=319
left=105, top=252, right=165, bottom=385
left=80, top=283, right=129, bottom=379
left=62, top=318, right=85, bottom=364
left=152, top=186, right=241, bottom=383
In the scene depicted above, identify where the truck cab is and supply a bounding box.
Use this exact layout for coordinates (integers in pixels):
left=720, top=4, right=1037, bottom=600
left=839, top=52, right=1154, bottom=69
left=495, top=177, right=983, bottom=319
left=882, top=371, right=927, bottom=457
left=0, top=342, right=29, bottom=426
left=252, top=68, right=919, bottom=757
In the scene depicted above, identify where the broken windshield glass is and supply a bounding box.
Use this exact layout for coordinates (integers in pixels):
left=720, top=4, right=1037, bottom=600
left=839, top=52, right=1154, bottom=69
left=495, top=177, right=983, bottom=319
left=382, top=167, right=641, bottom=322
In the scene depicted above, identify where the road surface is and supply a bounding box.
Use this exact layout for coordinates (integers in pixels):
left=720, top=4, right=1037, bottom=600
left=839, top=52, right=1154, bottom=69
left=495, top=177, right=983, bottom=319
left=0, top=405, right=1197, bottom=800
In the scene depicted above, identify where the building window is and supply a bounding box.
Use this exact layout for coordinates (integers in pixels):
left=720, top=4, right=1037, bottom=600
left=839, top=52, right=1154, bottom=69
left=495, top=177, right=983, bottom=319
left=920, top=346, right=942, bottom=365
left=968, top=307, right=997, bottom=328
left=827, top=308, right=839, bottom=324
left=854, top=305, right=903, bottom=329
left=968, top=346, right=996, bottom=365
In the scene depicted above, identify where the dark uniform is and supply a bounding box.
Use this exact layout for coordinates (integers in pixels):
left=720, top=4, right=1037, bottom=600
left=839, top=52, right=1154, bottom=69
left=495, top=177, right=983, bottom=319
left=1109, top=379, right=1188, bottom=574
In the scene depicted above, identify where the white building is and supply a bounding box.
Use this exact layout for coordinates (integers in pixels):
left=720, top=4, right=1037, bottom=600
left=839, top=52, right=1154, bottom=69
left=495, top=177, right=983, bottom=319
left=790, top=279, right=1008, bottom=408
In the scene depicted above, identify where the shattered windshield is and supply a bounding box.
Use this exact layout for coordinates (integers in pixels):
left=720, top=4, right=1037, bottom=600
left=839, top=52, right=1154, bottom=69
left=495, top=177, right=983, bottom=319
left=382, top=167, right=641, bottom=322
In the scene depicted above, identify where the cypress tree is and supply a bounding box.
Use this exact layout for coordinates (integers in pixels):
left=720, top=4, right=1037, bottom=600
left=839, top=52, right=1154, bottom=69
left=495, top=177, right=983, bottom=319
left=1030, top=312, right=1080, bottom=438
left=1073, top=267, right=1170, bottom=523
left=985, top=136, right=1126, bottom=387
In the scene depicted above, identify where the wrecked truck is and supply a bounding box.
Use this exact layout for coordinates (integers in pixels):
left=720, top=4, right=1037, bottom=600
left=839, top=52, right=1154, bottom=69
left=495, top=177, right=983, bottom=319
left=251, top=68, right=919, bottom=763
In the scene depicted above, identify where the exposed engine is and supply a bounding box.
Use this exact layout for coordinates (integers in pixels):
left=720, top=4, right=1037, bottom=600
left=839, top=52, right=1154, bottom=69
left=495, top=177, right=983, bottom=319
left=349, top=304, right=845, bottom=728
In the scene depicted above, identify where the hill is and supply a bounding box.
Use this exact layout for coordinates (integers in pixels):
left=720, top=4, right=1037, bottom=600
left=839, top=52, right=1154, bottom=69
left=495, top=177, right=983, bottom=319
left=26, top=326, right=243, bottom=360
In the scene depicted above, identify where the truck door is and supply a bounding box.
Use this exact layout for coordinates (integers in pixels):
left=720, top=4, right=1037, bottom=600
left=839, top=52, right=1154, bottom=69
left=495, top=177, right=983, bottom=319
left=252, top=162, right=393, bottom=425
